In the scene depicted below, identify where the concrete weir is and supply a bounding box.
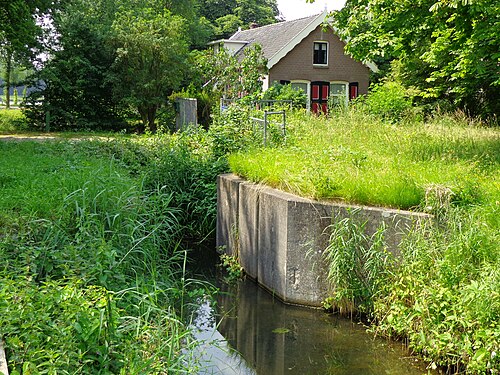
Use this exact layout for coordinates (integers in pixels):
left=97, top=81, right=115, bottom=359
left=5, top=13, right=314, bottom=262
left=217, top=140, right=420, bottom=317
left=216, top=173, right=430, bottom=307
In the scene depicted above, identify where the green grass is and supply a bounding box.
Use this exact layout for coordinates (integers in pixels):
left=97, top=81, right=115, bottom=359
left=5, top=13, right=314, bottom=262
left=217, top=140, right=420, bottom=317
left=0, top=136, right=225, bottom=373
left=229, top=110, right=499, bottom=211
left=228, top=107, right=499, bottom=373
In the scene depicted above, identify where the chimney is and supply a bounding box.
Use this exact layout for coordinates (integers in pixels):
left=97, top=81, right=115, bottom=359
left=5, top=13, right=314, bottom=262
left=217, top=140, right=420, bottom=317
left=250, top=22, right=258, bottom=29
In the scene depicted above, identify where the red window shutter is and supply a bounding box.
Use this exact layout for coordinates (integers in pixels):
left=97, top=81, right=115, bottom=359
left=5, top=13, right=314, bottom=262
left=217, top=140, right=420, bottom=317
left=312, top=85, right=319, bottom=100
left=322, top=85, right=329, bottom=100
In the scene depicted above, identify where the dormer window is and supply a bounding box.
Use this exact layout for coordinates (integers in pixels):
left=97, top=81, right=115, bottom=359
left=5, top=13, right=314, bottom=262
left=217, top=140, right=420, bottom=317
left=313, top=41, right=328, bottom=66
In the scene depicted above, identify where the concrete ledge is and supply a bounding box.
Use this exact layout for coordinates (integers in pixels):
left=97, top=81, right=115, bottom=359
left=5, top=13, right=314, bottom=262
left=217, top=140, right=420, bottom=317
left=0, top=340, right=8, bottom=375
left=217, top=173, right=431, bottom=307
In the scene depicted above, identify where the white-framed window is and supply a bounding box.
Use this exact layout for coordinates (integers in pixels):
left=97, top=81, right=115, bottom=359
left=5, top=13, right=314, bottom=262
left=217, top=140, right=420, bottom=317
left=313, top=41, right=328, bottom=66
left=329, top=81, right=348, bottom=108
left=291, top=80, right=311, bottom=110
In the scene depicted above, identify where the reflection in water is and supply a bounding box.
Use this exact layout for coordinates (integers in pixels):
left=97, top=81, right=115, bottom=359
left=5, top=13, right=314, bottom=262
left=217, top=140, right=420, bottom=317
left=193, top=278, right=432, bottom=375
left=191, top=299, right=256, bottom=375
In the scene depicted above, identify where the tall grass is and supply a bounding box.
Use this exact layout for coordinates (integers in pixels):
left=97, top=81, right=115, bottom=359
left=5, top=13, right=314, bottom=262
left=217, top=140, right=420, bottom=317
left=229, top=110, right=499, bottom=210
left=228, top=107, right=499, bottom=373
left=0, top=136, right=226, bottom=373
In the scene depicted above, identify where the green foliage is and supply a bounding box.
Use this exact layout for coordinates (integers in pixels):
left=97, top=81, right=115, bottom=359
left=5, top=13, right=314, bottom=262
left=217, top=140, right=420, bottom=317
left=110, top=8, right=190, bottom=132
left=219, top=253, right=244, bottom=282
left=197, top=0, right=279, bottom=38
left=0, top=135, right=231, bottom=373
left=261, top=83, right=308, bottom=109
left=322, top=209, right=390, bottom=315
left=195, top=44, right=268, bottom=100
left=229, top=110, right=499, bottom=210
left=208, top=103, right=260, bottom=157
left=0, top=109, right=29, bottom=133
left=333, top=0, right=500, bottom=119
left=0, top=0, right=58, bottom=109
left=362, top=80, right=413, bottom=122
left=372, top=206, right=499, bottom=374
left=25, top=0, right=124, bottom=131
left=169, top=87, right=219, bottom=129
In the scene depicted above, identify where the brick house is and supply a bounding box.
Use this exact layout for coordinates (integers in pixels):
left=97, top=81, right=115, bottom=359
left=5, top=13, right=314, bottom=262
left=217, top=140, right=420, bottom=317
left=209, top=11, right=377, bottom=113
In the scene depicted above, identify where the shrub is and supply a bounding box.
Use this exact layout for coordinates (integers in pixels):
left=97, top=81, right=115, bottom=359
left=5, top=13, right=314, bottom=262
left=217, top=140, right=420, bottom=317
left=261, top=83, right=307, bottom=110
left=363, top=80, right=413, bottom=122
left=0, top=109, right=29, bottom=133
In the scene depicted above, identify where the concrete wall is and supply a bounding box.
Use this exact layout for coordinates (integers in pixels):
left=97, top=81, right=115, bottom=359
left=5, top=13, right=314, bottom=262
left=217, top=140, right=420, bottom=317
left=217, top=174, right=431, bottom=307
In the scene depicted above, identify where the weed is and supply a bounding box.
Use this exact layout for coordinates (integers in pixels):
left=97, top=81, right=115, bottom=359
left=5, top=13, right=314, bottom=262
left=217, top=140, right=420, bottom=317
left=322, top=208, right=391, bottom=316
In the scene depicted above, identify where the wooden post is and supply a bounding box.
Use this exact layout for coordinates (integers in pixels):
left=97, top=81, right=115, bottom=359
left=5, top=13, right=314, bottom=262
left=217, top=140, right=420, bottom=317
left=0, top=340, right=9, bottom=375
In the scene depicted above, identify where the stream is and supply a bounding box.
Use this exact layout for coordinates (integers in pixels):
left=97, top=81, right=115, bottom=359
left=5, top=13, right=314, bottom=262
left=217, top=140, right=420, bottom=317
left=190, top=277, right=435, bottom=375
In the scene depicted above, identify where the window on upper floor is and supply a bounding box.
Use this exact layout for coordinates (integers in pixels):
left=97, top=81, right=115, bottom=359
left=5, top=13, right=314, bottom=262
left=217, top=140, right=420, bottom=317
left=313, top=42, right=328, bottom=66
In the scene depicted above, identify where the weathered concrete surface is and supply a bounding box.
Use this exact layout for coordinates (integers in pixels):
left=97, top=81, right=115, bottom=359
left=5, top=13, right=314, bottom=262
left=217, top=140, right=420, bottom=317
left=0, top=340, right=8, bottom=375
left=237, top=182, right=260, bottom=279
left=216, top=174, right=246, bottom=256
left=175, top=98, right=197, bottom=130
left=217, top=173, right=430, bottom=307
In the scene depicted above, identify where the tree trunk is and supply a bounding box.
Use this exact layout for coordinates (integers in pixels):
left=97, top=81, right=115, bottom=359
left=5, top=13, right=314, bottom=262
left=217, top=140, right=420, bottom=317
left=3, top=49, right=13, bottom=109
left=138, top=105, right=158, bottom=133
left=147, top=106, right=157, bottom=133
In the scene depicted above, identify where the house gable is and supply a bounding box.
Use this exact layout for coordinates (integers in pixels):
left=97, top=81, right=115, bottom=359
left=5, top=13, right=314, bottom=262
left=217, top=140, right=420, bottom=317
left=228, top=12, right=377, bottom=73
left=269, top=25, right=371, bottom=93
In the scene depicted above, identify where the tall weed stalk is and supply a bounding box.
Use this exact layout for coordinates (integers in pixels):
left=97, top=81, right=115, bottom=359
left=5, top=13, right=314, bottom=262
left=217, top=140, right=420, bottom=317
left=322, top=208, right=391, bottom=316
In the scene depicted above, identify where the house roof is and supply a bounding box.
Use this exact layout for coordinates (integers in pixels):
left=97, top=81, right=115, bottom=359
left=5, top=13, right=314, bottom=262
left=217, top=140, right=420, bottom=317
left=229, top=12, right=326, bottom=69
left=227, top=11, right=378, bottom=73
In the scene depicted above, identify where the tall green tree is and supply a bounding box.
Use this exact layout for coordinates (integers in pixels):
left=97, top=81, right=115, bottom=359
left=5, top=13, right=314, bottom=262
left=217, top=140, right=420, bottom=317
left=26, top=0, right=122, bottom=129
left=110, top=8, right=190, bottom=132
left=0, top=0, right=59, bottom=108
left=195, top=44, right=267, bottom=99
left=197, top=0, right=280, bottom=38
left=333, top=0, right=500, bottom=118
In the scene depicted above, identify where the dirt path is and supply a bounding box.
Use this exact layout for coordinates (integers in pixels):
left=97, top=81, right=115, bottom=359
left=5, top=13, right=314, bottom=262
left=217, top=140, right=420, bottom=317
left=0, top=135, right=59, bottom=142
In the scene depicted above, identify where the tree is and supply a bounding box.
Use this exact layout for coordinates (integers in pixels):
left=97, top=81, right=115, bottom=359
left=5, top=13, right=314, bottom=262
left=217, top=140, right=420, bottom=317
left=196, top=0, right=280, bottom=39
left=333, top=0, right=500, bottom=118
left=110, top=8, right=190, bottom=132
left=195, top=44, right=267, bottom=99
left=235, top=0, right=279, bottom=26
left=0, top=0, right=59, bottom=108
left=25, top=0, right=122, bottom=129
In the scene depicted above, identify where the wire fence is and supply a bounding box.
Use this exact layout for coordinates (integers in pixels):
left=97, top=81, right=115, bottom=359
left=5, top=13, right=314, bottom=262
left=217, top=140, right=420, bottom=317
left=250, top=110, right=287, bottom=147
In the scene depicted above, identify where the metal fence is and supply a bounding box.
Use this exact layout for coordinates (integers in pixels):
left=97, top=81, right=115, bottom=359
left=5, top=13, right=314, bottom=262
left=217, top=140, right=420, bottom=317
left=250, top=110, right=287, bottom=147
left=254, top=100, right=293, bottom=111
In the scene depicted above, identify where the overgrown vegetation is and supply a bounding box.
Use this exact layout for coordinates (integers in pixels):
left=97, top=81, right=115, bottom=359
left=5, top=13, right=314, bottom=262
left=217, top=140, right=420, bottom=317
left=0, top=128, right=231, bottom=373
left=229, top=110, right=499, bottom=210
left=2, top=83, right=499, bottom=373
left=0, top=109, right=29, bottom=133
left=208, top=90, right=499, bottom=373
left=333, top=0, right=500, bottom=120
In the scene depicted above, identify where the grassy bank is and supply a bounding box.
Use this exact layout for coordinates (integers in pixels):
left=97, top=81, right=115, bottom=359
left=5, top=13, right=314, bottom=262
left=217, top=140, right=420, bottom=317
left=229, top=111, right=499, bottom=211
left=0, top=134, right=228, bottom=373
left=229, top=108, right=499, bottom=373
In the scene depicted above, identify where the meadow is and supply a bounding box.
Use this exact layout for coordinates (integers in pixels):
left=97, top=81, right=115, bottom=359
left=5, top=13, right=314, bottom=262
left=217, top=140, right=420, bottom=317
left=0, top=115, right=228, bottom=373
left=229, top=110, right=499, bottom=211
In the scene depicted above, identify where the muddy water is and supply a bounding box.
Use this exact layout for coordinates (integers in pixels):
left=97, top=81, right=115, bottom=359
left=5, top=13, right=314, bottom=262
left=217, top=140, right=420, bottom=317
left=192, top=278, right=434, bottom=375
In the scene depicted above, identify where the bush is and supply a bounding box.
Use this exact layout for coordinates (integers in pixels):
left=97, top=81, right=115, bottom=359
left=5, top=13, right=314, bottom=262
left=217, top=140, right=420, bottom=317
left=363, top=80, right=413, bottom=122
left=261, top=83, right=307, bottom=110
left=0, top=109, right=29, bottom=133
left=373, top=206, right=499, bottom=374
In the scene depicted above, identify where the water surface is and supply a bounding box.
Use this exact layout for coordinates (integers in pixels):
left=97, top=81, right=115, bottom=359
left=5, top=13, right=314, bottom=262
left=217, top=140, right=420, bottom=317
left=192, top=278, right=433, bottom=375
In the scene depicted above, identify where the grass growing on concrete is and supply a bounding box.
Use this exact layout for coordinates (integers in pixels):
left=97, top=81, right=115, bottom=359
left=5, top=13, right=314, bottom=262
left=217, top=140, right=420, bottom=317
left=229, top=107, right=499, bottom=373
left=229, top=110, right=499, bottom=210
